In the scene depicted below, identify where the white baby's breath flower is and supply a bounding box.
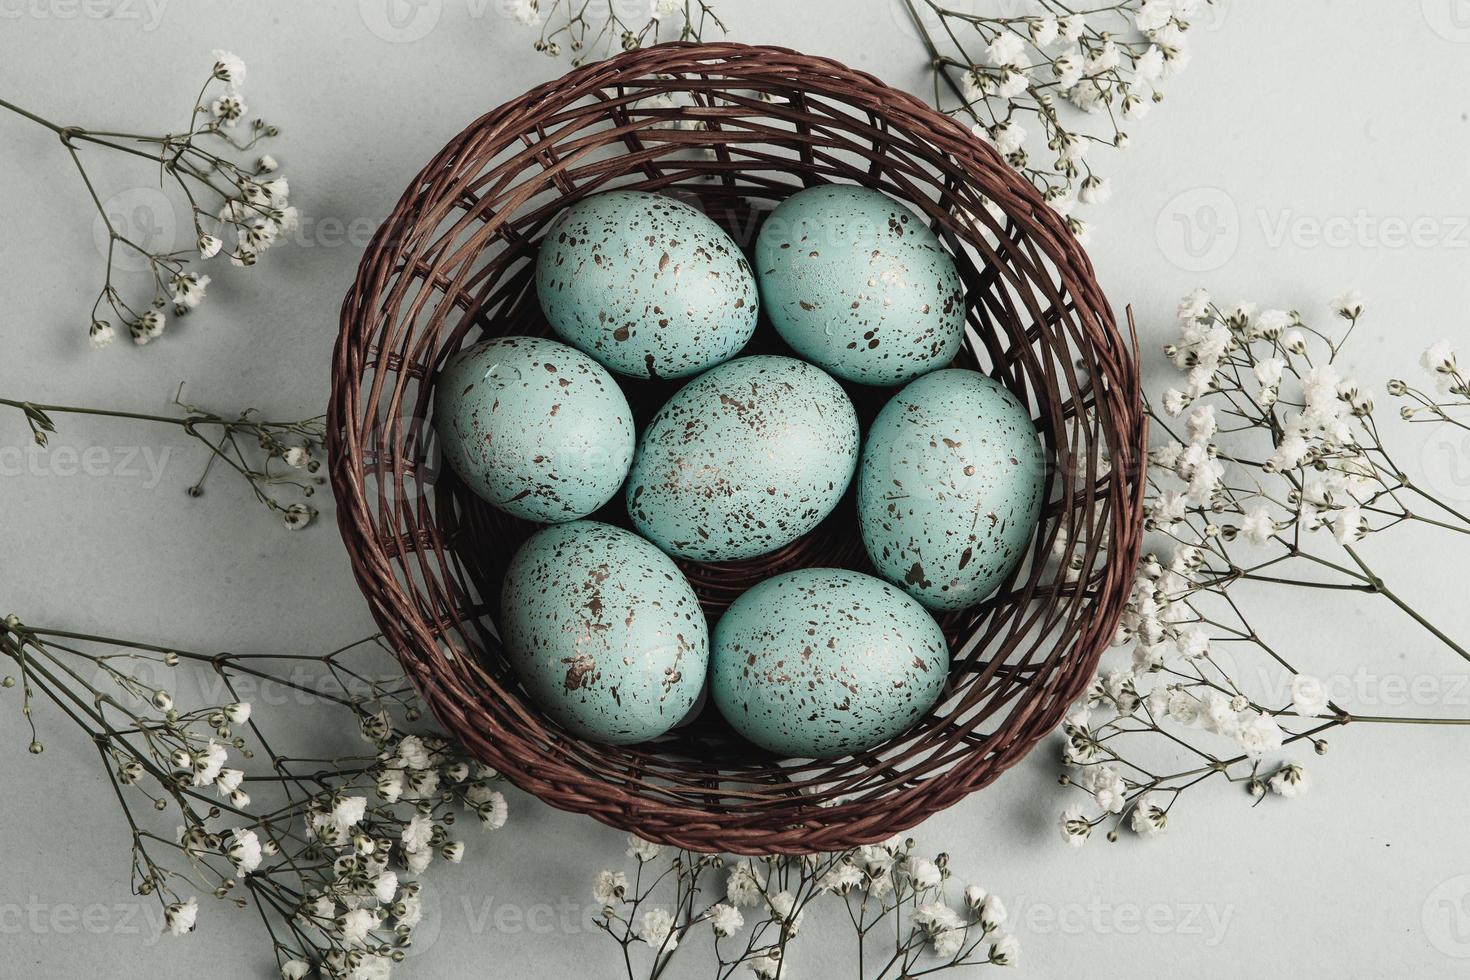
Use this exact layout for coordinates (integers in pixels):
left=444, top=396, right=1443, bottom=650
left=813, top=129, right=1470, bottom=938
left=1236, top=711, right=1285, bottom=757
left=990, top=933, right=1020, bottom=966
left=1290, top=674, right=1330, bottom=716
left=1253, top=356, right=1286, bottom=392
left=192, top=740, right=228, bottom=786
left=129, top=309, right=166, bottom=346
left=818, top=861, right=864, bottom=894
left=1177, top=288, right=1210, bottom=323
left=1134, top=0, right=1172, bottom=33
left=726, top=863, right=765, bottom=907
left=912, top=900, right=964, bottom=936
left=211, top=93, right=247, bottom=126
left=214, top=767, right=244, bottom=796
left=280, top=960, right=311, bottom=980
left=401, top=812, right=433, bottom=852
left=223, top=701, right=251, bottom=724
left=985, top=32, right=1027, bottom=69
left=1152, top=489, right=1187, bottom=525
left=227, top=828, right=262, bottom=877
left=1051, top=49, right=1083, bottom=90
left=170, top=273, right=211, bottom=312
left=904, top=855, right=942, bottom=889
left=1135, top=45, right=1165, bottom=82
left=979, top=893, right=1007, bottom=931
left=626, top=834, right=663, bottom=863
left=1422, top=340, right=1459, bottom=392
left=1241, top=505, right=1275, bottom=546
left=1166, top=690, right=1200, bottom=726
left=89, top=319, right=115, bottom=348
left=376, top=769, right=404, bottom=803
left=996, top=69, right=1029, bottom=99
left=284, top=446, right=311, bottom=469
left=768, top=890, right=803, bottom=937
left=332, top=796, right=368, bottom=831
left=748, top=951, right=782, bottom=979
left=1269, top=764, right=1310, bottom=798
left=1185, top=403, right=1217, bottom=442
left=373, top=870, right=399, bottom=903
left=165, top=897, right=199, bottom=936
left=1330, top=290, right=1366, bottom=319
left=1333, top=503, right=1364, bottom=544
left=1129, top=793, right=1168, bottom=836
left=1078, top=175, right=1111, bottom=205
left=282, top=503, right=315, bottom=530
left=471, top=788, right=509, bottom=830
left=988, top=120, right=1026, bottom=156
left=338, top=908, right=376, bottom=947
left=211, top=50, right=246, bottom=88
left=1058, top=805, right=1091, bottom=847
left=709, top=902, right=743, bottom=937
left=636, top=908, right=677, bottom=950
left=1029, top=14, right=1059, bottom=47
left=593, top=869, right=627, bottom=906
left=1086, top=764, right=1127, bottom=813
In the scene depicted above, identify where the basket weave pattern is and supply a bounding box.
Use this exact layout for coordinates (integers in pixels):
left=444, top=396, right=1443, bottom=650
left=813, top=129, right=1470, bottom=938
left=328, top=42, right=1145, bottom=854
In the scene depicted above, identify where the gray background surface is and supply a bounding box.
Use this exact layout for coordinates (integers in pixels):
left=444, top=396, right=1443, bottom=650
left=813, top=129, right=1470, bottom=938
left=3, top=1, right=1470, bottom=977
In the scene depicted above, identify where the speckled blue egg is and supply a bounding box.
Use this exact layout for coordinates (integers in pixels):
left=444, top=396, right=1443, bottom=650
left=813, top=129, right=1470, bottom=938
left=499, top=520, right=708, bottom=744
left=710, top=568, right=948, bottom=758
left=625, top=355, right=860, bottom=561
left=536, top=190, right=759, bottom=379
left=434, top=336, right=634, bottom=523
left=857, top=369, right=1046, bottom=611
left=755, top=184, right=966, bottom=386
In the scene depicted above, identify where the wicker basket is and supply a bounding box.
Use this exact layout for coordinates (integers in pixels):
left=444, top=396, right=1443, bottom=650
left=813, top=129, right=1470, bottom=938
left=328, top=41, right=1145, bottom=855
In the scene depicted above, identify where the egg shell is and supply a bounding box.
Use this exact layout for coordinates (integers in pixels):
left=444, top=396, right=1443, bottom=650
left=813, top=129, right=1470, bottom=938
left=755, top=184, right=966, bottom=386
left=536, top=190, right=759, bottom=379
left=857, top=368, right=1046, bottom=611
left=710, top=568, right=948, bottom=758
left=498, top=520, right=709, bottom=744
left=625, top=355, right=860, bottom=561
left=434, top=335, right=635, bottom=523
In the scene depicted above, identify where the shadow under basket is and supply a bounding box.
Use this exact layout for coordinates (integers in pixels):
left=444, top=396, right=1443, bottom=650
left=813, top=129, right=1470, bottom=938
left=328, top=41, right=1146, bottom=855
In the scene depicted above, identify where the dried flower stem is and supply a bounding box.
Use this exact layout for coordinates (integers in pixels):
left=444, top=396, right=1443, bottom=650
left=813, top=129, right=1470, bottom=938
left=1, top=614, right=508, bottom=979
left=1, top=384, right=325, bottom=529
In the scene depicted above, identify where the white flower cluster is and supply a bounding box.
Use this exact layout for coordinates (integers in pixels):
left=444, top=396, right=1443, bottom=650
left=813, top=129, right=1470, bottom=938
left=515, top=0, right=722, bottom=63
left=8, top=616, right=510, bottom=980
left=942, top=0, right=1202, bottom=240
left=1156, top=289, right=1375, bottom=545
left=1052, top=289, right=1470, bottom=839
left=57, top=51, right=298, bottom=349
left=592, top=835, right=1019, bottom=973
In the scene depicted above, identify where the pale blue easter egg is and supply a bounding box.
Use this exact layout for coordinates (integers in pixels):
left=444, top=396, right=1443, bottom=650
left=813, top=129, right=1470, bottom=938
left=536, top=190, right=759, bottom=379
left=434, top=335, right=634, bottom=522
left=857, top=369, right=1046, bottom=611
left=625, top=355, right=860, bottom=561
left=755, top=184, right=966, bottom=386
left=710, top=568, right=949, bottom=758
left=499, top=520, right=708, bottom=744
